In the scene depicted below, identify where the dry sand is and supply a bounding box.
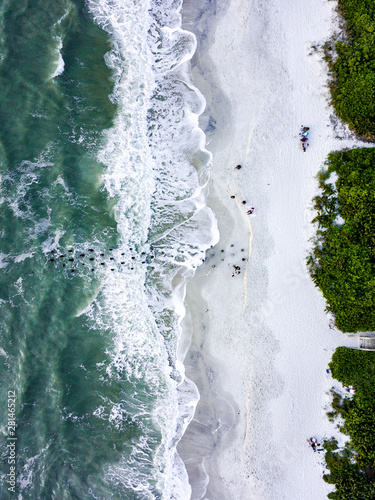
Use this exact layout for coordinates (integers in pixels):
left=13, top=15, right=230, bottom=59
left=179, top=1, right=364, bottom=499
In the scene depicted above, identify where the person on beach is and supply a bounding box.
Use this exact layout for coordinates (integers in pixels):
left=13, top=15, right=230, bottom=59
left=299, top=126, right=310, bottom=151
left=307, top=437, right=319, bottom=451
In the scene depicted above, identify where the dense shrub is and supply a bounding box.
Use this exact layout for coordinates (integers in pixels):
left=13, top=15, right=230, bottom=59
left=323, top=348, right=375, bottom=498
left=308, top=148, right=375, bottom=332
left=313, top=4, right=375, bottom=497
left=327, top=0, right=375, bottom=138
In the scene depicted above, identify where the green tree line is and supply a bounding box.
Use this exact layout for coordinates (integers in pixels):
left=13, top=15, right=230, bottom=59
left=311, top=2, right=375, bottom=497
left=323, top=347, right=375, bottom=499
left=325, top=0, right=375, bottom=138
left=308, top=148, right=375, bottom=332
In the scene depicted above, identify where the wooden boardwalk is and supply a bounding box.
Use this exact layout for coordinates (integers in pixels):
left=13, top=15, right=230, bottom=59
left=358, top=335, right=375, bottom=351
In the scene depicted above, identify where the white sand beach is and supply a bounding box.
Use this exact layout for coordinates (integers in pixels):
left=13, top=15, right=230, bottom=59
left=179, top=1, right=365, bottom=499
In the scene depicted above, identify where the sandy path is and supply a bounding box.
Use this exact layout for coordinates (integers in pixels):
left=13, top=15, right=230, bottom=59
left=179, top=1, right=363, bottom=499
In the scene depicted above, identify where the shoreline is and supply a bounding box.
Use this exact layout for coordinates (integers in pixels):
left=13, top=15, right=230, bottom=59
left=178, top=2, right=240, bottom=499
left=179, top=0, right=365, bottom=498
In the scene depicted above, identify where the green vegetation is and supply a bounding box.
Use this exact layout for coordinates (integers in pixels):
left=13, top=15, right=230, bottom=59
left=323, top=438, right=339, bottom=453
left=308, top=148, right=375, bottom=332
left=324, top=0, right=375, bottom=138
left=323, top=348, right=375, bottom=499
left=311, top=3, right=375, bottom=497
left=326, top=389, right=351, bottom=422
left=308, top=150, right=375, bottom=498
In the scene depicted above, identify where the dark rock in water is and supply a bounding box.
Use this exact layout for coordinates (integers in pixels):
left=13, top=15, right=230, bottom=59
left=68, top=258, right=74, bottom=262
left=100, top=263, right=105, bottom=266
left=121, top=253, right=125, bottom=256
left=80, top=254, right=85, bottom=257
left=59, top=255, right=65, bottom=258
left=89, top=249, right=94, bottom=252
left=51, top=249, right=56, bottom=253
left=71, top=269, right=75, bottom=273
left=111, top=269, right=114, bottom=271
left=109, top=248, right=113, bottom=251
left=132, top=256, right=135, bottom=260
left=121, top=262, right=125, bottom=264
left=231, top=195, right=235, bottom=199
left=49, top=258, right=55, bottom=262
left=110, top=257, right=114, bottom=261
left=62, top=264, right=66, bottom=267
left=100, top=253, right=104, bottom=257
left=236, top=165, right=242, bottom=170
left=89, top=258, right=94, bottom=261
left=68, top=249, right=73, bottom=252
left=242, top=200, right=246, bottom=204
left=91, top=269, right=94, bottom=272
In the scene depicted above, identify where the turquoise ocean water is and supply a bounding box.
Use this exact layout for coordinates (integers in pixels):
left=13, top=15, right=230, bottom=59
left=0, top=0, right=217, bottom=498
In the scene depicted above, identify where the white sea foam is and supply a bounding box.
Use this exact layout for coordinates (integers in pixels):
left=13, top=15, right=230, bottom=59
left=50, top=4, right=75, bottom=80
left=51, top=38, right=65, bottom=78
left=0, top=253, right=8, bottom=269
left=13, top=252, right=34, bottom=263
left=18, top=446, right=49, bottom=491
left=87, top=0, right=218, bottom=497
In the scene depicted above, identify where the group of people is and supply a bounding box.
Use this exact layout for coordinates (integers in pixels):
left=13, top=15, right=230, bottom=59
left=46, top=246, right=154, bottom=273
left=344, top=385, right=355, bottom=395
left=232, top=265, right=241, bottom=277
left=234, top=164, right=255, bottom=215
left=299, top=126, right=310, bottom=152
left=307, top=437, right=323, bottom=452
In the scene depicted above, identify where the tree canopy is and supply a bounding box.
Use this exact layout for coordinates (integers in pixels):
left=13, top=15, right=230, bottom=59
left=308, top=148, right=375, bottom=332
left=327, top=0, right=375, bottom=138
